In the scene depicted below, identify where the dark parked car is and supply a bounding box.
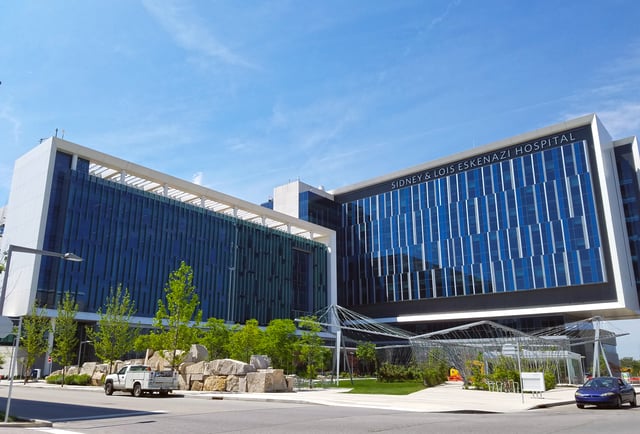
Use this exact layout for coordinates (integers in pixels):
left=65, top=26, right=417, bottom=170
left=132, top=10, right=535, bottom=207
left=575, top=376, right=637, bottom=409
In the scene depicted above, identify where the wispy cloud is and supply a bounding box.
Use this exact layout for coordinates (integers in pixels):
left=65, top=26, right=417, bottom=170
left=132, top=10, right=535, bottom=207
left=598, top=103, right=640, bottom=138
left=0, top=104, right=22, bottom=144
left=192, top=171, right=203, bottom=185
left=565, top=41, right=640, bottom=138
left=428, top=0, right=462, bottom=30
left=142, top=0, right=255, bottom=69
left=267, top=98, right=362, bottom=151
left=86, top=122, right=196, bottom=164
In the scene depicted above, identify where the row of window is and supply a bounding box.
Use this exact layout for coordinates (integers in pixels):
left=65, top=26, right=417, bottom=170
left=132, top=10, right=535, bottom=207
left=338, top=139, right=606, bottom=305
left=39, top=152, right=328, bottom=324
left=343, top=141, right=591, bottom=224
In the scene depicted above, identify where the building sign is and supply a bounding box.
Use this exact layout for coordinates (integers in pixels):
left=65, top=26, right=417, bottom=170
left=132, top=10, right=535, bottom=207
left=336, top=126, right=591, bottom=203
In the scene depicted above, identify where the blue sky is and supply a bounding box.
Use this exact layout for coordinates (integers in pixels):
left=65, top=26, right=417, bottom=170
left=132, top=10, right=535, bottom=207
left=2, top=1, right=640, bottom=357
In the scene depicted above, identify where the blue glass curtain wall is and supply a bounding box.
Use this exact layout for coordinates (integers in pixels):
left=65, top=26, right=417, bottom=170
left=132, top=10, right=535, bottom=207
left=338, top=140, right=606, bottom=306
left=614, top=144, right=640, bottom=300
left=299, top=191, right=341, bottom=230
left=38, top=152, right=328, bottom=324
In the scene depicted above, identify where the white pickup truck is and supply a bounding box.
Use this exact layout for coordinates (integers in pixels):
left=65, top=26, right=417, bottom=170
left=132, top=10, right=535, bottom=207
left=104, top=364, right=179, bottom=397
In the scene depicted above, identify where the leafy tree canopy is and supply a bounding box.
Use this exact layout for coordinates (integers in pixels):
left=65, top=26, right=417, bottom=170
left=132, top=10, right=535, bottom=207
left=88, top=285, right=139, bottom=373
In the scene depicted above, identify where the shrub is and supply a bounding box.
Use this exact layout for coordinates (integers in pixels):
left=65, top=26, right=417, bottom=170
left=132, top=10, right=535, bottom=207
left=543, top=370, right=556, bottom=390
left=46, top=373, right=92, bottom=385
left=421, top=363, right=448, bottom=387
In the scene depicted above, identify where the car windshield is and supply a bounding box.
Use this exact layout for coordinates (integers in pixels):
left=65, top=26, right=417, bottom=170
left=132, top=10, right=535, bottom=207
left=586, top=378, right=614, bottom=388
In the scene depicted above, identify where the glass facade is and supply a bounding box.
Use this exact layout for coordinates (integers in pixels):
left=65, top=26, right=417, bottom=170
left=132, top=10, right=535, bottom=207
left=37, top=151, right=328, bottom=324
left=299, top=191, right=341, bottom=230
left=615, top=143, right=640, bottom=300
left=337, top=138, right=606, bottom=307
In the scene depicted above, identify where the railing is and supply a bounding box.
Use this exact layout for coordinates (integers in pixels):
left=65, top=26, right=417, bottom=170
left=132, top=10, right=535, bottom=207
left=486, top=379, right=520, bottom=393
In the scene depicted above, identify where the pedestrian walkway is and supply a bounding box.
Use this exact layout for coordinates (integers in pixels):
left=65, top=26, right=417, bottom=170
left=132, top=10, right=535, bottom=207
left=188, top=381, right=579, bottom=413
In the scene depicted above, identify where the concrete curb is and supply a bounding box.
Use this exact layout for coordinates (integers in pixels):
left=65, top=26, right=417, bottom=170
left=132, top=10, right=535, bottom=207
left=0, top=418, right=53, bottom=428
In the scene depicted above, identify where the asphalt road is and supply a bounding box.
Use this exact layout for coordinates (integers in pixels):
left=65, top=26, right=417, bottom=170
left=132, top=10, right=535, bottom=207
left=1, top=386, right=639, bottom=433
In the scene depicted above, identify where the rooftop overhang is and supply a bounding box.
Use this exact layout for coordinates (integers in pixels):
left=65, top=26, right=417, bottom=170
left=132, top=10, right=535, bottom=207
left=53, top=138, right=334, bottom=244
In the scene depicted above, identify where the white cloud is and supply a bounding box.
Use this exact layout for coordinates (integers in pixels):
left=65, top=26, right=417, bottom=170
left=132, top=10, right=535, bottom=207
left=429, top=0, right=462, bottom=30
left=598, top=103, right=640, bottom=138
left=562, top=41, right=640, bottom=139
left=192, top=171, right=203, bottom=185
left=142, top=0, right=255, bottom=69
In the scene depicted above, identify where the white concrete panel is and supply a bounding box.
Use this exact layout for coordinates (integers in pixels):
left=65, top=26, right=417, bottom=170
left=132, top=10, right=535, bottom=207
left=273, top=181, right=301, bottom=218
left=1, top=139, right=56, bottom=316
left=591, top=117, right=640, bottom=315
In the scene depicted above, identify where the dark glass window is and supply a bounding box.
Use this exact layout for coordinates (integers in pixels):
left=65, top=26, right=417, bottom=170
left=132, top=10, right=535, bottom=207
left=337, top=139, right=605, bottom=306
left=38, top=152, right=328, bottom=324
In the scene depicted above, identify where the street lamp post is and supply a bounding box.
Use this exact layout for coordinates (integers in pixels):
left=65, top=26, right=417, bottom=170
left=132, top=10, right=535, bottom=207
left=0, top=244, right=83, bottom=315
left=1, top=244, right=82, bottom=423
left=77, top=340, right=92, bottom=368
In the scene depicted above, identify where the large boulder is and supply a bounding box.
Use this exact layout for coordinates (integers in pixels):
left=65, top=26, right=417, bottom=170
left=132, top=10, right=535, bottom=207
left=147, top=352, right=172, bottom=371
left=91, top=370, right=105, bottom=386
left=250, top=355, right=271, bottom=370
left=183, top=361, right=205, bottom=374
left=79, top=362, right=97, bottom=376
left=187, top=344, right=209, bottom=363
left=285, top=375, right=296, bottom=392
left=226, top=374, right=240, bottom=392
left=246, top=369, right=287, bottom=393
left=203, top=375, right=227, bottom=391
left=210, top=359, right=256, bottom=376
left=178, top=374, right=189, bottom=390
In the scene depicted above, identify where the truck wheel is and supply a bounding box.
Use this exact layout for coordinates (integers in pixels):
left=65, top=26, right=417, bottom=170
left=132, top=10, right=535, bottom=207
left=105, top=382, right=114, bottom=396
left=133, top=383, right=143, bottom=397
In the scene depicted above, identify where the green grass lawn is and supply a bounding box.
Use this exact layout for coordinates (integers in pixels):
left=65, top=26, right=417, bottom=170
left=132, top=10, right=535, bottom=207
left=336, top=378, right=426, bottom=395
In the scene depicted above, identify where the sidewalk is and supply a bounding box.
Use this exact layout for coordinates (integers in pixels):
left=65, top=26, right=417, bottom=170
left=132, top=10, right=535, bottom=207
left=185, top=381, right=579, bottom=413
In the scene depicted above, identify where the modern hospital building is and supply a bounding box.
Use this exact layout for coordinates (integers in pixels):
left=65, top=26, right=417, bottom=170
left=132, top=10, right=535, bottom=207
left=2, top=114, right=640, bottom=360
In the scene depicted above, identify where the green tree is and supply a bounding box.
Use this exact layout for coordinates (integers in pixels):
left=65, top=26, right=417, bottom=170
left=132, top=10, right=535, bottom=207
left=296, top=316, right=329, bottom=387
left=227, top=319, right=263, bottom=363
left=198, top=317, right=230, bottom=360
left=87, top=285, right=139, bottom=374
left=620, top=357, right=640, bottom=376
left=21, top=302, right=51, bottom=383
left=261, top=318, right=297, bottom=373
left=51, top=292, right=78, bottom=387
left=356, top=341, right=377, bottom=376
left=149, top=262, right=202, bottom=370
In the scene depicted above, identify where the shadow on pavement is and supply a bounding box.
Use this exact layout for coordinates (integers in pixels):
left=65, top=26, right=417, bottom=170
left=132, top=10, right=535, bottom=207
left=0, top=396, right=159, bottom=423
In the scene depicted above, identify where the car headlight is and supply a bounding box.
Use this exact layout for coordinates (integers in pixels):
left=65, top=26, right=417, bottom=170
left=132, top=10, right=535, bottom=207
left=575, top=392, right=584, bottom=397
left=601, top=392, right=614, bottom=396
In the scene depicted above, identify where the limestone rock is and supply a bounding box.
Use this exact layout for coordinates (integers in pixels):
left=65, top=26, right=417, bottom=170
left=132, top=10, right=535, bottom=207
left=250, top=355, right=271, bottom=370
left=191, top=380, right=203, bottom=391
left=285, top=375, right=296, bottom=392
left=203, top=375, right=227, bottom=391
left=238, top=375, right=247, bottom=393
left=79, top=362, right=97, bottom=376
left=178, top=374, right=189, bottom=390
left=226, top=374, right=240, bottom=392
left=147, top=352, right=171, bottom=371
left=246, top=369, right=287, bottom=393
left=91, top=371, right=105, bottom=386
left=184, top=361, right=205, bottom=374
left=187, top=344, right=209, bottom=363
left=210, top=359, right=256, bottom=376
left=189, top=372, right=204, bottom=382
